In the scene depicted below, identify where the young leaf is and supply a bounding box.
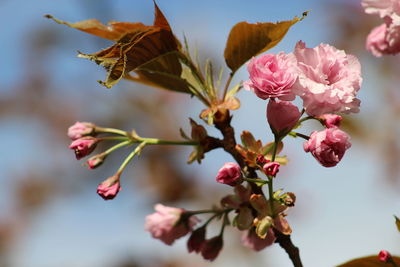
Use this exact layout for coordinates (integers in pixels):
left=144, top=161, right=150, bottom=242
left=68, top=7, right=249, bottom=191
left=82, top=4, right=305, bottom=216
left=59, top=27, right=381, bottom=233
left=224, top=12, right=308, bottom=73
left=47, top=2, right=186, bottom=90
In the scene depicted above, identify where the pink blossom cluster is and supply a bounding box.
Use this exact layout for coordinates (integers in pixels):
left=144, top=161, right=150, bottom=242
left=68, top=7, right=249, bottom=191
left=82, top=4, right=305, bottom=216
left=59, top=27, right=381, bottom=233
left=245, top=42, right=359, bottom=167
left=363, top=0, right=400, bottom=56
left=67, top=121, right=122, bottom=200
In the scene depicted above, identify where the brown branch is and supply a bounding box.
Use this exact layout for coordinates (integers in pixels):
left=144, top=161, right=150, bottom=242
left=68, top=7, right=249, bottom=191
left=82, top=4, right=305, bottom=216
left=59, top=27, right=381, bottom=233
left=207, top=111, right=303, bottom=267
left=274, top=230, right=303, bottom=267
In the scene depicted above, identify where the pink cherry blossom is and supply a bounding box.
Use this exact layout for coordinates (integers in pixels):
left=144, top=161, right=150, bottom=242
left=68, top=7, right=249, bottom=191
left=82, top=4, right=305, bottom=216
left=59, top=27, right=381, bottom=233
left=378, top=250, right=392, bottom=262
left=267, top=99, right=301, bottom=136
left=319, top=114, right=342, bottom=128
left=293, top=41, right=362, bottom=116
left=366, top=24, right=390, bottom=57
left=244, top=52, right=298, bottom=101
left=216, top=162, right=242, bottom=186
left=67, top=121, right=95, bottom=140
left=241, top=228, right=276, bottom=251
left=303, top=128, right=351, bottom=167
left=69, top=137, right=98, bottom=160
left=263, top=162, right=280, bottom=177
left=362, top=0, right=394, bottom=18
left=145, top=204, right=199, bottom=245
left=96, top=174, right=121, bottom=200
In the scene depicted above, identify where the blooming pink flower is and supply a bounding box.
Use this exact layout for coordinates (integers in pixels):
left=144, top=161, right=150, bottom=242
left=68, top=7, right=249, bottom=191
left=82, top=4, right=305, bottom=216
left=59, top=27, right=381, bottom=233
left=244, top=52, right=298, bottom=101
left=319, top=114, right=342, bottom=128
left=378, top=250, right=392, bottom=262
left=263, top=162, right=280, bottom=177
left=241, top=228, right=276, bottom=251
left=145, top=204, right=199, bottom=245
left=366, top=24, right=390, bottom=57
left=69, top=137, right=98, bottom=160
left=362, top=0, right=394, bottom=18
left=293, top=41, right=362, bottom=116
left=187, top=227, right=206, bottom=253
left=200, top=235, right=223, bottom=261
left=267, top=99, right=301, bottom=136
left=67, top=122, right=95, bottom=140
left=303, top=128, right=351, bottom=167
left=216, top=162, right=242, bottom=186
left=97, top=174, right=121, bottom=200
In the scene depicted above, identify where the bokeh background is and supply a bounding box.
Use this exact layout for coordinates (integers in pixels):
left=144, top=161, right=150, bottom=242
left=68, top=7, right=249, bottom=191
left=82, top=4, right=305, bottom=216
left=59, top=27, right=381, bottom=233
left=1, top=0, right=399, bottom=266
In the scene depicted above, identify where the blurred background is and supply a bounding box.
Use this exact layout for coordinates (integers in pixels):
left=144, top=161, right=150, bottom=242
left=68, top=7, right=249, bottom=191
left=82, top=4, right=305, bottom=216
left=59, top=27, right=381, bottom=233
left=0, top=0, right=399, bottom=266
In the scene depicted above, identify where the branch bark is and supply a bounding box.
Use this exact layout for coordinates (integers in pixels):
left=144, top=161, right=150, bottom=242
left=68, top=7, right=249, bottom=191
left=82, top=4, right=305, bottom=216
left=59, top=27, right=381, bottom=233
left=205, top=111, right=303, bottom=267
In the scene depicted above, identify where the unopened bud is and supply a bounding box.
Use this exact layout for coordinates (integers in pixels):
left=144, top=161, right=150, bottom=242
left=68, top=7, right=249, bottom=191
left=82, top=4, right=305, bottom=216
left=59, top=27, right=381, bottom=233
left=187, top=227, right=206, bottom=253
left=200, top=235, right=223, bottom=261
left=68, top=122, right=95, bottom=140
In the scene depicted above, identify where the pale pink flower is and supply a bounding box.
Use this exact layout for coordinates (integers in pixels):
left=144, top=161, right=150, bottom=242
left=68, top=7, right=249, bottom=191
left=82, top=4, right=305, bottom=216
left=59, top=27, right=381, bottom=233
left=378, top=250, right=392, bottom=262
left=293, top=41, right=362, bottom=116
left=303, top=128, right=352, bottom=167
left=362, top=0, right=394, bottom=18
left=267, top=99, right=301, bottom=136
left=366, top=24, right=390, bottom=57
left=97, top=174, right=121, bottom=200
left=145, top=204, right=199, bottom=245
left=263, top=162, right=280, bottom=177
left=241, top=228, right=276, bottom=251
left=69, top=137, right=98, bottom=160
left=200, top=235, right=223, bottom=261
left=67, top=122, right=95, bottom=140
left=319, top=114, right=342, bottom=128
left=244, top=52, right=298, bottom=101
left=216, top=162, right=242, bottom=186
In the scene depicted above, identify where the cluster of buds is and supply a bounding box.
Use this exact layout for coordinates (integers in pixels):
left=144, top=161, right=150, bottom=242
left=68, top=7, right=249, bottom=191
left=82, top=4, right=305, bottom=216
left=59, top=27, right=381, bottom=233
left=68, top=122, right=125, bottom=200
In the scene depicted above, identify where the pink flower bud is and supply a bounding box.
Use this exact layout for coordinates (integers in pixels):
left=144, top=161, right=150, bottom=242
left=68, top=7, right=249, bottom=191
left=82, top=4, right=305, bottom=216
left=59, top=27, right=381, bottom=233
left=319, top=114, right=342, bottom=128
left=241, top=228, right=276, bottom=251
left=97, top=174, right=121, bottom=200
left=145, top=204, right=199, bottom=245
left=96, top=174, right=121, bottom=200
left=200, top=235, right=223, bottom=261
left=187, top=227, right=206, bottom=253
left=256, top=155, right=270, bottom=166
left=67, top=122, right=95, bottom=140
left=303, top=128, right=351, bottom=167
left=69, top=137, right=98, bottom=160
left=267, top=99, right=301, bottom=137
left=216, top=162, right=242, bottom=186
left=378, top=250, right=392, bottom=262
left=244, top=52, right=298, bottom=101
left=263, top=162, right=280, bottom=177
left=86, top=154, right=106, bottom=169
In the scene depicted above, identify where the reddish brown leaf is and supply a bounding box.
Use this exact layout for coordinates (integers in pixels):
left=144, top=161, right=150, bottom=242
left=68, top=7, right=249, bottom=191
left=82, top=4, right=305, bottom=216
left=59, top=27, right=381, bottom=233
left=224, top=12, right=308, bottom=73
left=47, top=2, right=189, bottom=91
left=337, top=255, right=400, bottom=267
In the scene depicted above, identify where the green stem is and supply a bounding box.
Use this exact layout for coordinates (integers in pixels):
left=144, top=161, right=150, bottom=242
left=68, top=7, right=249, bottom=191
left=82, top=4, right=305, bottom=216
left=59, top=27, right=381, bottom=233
left=117, top=142, right=147, bottom=174
left=138, top=137, right=198, bottom=146
left=104, top=140, right=131, bottom=155
left=297, top=116, right=314, bottom=125
left=243, top=177, right=269, bottom=185
left=219, top=212, right=229, bottom=236
left=290, top=132, right=310, bottom=140
left=222, top=72, right=234, bottom=100
left=99, top=136, right=129, bottom=141
left=95, top=127, right=128, bottom=136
